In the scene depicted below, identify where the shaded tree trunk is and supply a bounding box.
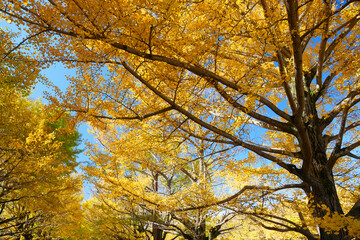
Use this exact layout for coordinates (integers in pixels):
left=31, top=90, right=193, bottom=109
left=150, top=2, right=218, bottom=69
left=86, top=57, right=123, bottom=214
left=311, top=170, right=346, bottom=240
left=300, top=95, right=351, bottom=240
left=304, top=127, right=347, bottom=240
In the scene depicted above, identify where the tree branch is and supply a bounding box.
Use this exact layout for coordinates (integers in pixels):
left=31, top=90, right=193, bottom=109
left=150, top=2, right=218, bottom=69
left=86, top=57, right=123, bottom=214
left=71, top=106, right=174, bottom=121
left=173, top=184, right=306, bottom=212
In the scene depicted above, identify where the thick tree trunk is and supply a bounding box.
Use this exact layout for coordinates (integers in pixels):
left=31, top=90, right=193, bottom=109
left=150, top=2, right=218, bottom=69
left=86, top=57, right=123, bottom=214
left=304, top=124, right=348, bottom=240
left=310, top=169, right=347, bottom=240
left=293, top=132, right=354, bottom=240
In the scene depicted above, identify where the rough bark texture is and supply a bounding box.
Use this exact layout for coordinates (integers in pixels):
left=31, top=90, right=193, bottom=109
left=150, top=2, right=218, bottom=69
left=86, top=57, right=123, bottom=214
left=301, top=95, right=349, bottom=240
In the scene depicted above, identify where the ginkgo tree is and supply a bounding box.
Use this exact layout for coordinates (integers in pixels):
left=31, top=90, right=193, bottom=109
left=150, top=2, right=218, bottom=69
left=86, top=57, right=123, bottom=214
left=0, top=28, right=83, bottom=239
left=0, top=85, right=84, bottom=239
left=1, top=0, right=360, bottom=239
left=84, top=121, right=237, bottom=240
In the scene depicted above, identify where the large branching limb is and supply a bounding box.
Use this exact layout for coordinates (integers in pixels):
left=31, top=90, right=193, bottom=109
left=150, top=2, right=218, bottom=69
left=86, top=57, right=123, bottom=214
left=285, top=0, right=314, bottom=171
left=172, top=184, right=306, bottom=213
left=111, top=45, right=286, bottom=122
left=285, top=0, right=305, bottom=119
left=121, top=61, right=302, bottom=175
left=71, top=106, right=173, bottom=121
left=112, top=43, right=242, bottom=92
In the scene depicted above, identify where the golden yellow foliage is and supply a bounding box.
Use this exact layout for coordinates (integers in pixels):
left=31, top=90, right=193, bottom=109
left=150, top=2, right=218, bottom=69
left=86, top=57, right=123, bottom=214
left=1, top=0, right=360, bottom=239
left=0, top=88, right=83, bottom=238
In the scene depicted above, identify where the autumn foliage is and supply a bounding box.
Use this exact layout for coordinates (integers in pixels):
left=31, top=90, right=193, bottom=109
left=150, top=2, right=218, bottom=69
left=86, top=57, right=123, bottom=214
left=0, top=28, right=83, bottom=239
left=1, top=0, right=360, bottom=239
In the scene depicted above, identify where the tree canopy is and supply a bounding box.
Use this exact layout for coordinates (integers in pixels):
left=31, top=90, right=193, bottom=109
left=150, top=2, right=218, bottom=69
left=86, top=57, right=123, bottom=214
left=1, top=0, right=360, bottom=239
left=0, top=27, right=83, bottom=239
